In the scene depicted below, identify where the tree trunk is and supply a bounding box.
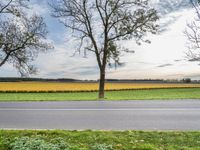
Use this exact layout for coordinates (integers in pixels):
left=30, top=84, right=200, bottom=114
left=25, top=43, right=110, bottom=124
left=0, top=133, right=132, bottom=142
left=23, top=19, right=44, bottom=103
left=99, top=69, right=105, bottom=99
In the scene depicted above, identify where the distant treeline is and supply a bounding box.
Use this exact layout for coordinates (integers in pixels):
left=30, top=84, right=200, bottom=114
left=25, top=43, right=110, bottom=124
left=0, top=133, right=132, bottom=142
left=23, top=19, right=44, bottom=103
left=105, top=79, right=164, bottom=83
left=108, top=78, right=200, bottom=83
left=0, top=77, right=198, bottom=83
left=0, top=77, right=81, bottom=82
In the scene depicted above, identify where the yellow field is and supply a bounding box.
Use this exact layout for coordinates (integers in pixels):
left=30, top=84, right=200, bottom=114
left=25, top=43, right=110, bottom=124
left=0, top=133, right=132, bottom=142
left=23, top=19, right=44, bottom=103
left=0, top=82, right=200, bottom=92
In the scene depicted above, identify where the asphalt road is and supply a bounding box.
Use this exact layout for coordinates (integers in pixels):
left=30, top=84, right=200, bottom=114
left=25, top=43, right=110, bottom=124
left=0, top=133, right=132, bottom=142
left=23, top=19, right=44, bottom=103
left=0, top=100, right=200, bottom=130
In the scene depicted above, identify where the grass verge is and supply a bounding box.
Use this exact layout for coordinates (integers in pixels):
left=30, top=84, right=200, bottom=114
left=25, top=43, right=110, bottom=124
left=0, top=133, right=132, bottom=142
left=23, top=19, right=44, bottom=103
left=1, top=130, right=200, bottom=150
left=0, top=88, right=200, bottom=101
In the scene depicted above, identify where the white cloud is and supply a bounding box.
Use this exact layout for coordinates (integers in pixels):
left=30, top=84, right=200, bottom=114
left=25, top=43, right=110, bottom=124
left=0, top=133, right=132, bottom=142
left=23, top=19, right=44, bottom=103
left=29, top=1, right=49, bottom=16
left=105, top=8, right=200, bottom=80
left=32, top=42, right=99, bottom=79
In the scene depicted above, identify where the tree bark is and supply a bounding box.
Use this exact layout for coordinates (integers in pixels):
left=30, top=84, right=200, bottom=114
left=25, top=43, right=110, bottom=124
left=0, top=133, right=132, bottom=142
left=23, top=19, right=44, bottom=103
left=99, top=69, right=105, bottom=99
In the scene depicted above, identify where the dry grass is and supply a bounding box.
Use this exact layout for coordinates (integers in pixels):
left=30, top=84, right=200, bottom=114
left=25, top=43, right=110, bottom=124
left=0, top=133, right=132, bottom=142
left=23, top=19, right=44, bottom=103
left=0, top=82, right=200, bottom=92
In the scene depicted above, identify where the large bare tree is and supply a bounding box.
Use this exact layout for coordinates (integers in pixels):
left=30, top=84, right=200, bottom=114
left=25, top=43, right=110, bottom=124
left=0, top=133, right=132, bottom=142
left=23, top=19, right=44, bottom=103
left=0, top=0, right=52, bottom=76
left=51, top=0, right=158, bottom=99
left=185, top=0, right=200, bottom=61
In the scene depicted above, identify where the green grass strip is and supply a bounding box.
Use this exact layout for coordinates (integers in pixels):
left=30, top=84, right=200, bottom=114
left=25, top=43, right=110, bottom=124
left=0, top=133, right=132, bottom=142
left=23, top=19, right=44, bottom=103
left=0, top=88, right=200, bottom=101
left=1, top=130, right=200, bottom=150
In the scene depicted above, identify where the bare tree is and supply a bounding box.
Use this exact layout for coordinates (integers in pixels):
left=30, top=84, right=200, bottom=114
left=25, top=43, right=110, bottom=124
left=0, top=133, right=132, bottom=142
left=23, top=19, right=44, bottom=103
left=0, top=15, right=52, bottom=76
left=0, top=0, right=28, bottom=16
left=185, top=0, right=200, bottom=61
left=0, top=0, right=52, bottom=76
left=51, top=0, right=158, bottom=99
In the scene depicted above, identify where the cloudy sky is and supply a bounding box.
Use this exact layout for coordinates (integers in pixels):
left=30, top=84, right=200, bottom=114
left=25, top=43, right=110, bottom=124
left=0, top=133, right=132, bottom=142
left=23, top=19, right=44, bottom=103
left=0, top=0, right=200, bottom=80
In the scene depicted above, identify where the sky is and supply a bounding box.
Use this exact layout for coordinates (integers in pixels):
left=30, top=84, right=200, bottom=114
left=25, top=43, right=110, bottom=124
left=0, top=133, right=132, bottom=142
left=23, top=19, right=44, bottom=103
left=0, top=0, right=200, bottom=80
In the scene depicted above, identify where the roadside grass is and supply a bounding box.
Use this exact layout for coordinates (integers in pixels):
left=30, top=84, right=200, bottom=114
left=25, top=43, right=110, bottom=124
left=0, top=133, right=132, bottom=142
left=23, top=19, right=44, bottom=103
left=1, top=130, right=200, bottom=150
left=0, top=88, right=200, bottom=101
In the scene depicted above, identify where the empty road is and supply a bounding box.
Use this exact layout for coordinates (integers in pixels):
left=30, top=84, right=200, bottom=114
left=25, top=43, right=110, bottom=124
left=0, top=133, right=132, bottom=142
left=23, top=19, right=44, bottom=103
left=0, top=100, right=200, bottom=130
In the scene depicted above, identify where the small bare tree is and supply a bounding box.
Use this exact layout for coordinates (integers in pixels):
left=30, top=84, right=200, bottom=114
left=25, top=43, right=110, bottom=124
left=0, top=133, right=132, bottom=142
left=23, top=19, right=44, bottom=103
left=185, top=0, right=200, bottom=61
left=0, top=0, right=52, bottom=76
left=51, top=0, right=158, bottom=99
